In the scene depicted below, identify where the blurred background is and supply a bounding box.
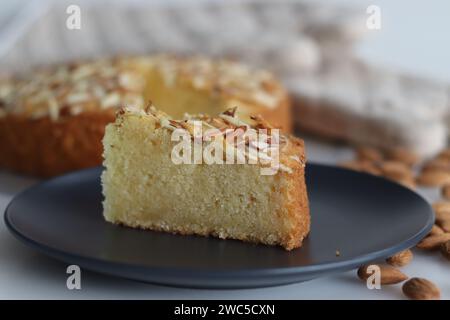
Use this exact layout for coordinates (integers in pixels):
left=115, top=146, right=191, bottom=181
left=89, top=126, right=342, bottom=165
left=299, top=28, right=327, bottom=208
left=0, top=0, right=449, bottom=157
left=0, top=0, right=450, bottom=300
left=1, top=0, right=449, bottom=79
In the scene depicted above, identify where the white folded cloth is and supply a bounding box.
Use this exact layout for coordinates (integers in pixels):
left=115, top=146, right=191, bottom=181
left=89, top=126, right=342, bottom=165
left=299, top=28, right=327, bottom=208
left=0, top=0, right=447, bottom=156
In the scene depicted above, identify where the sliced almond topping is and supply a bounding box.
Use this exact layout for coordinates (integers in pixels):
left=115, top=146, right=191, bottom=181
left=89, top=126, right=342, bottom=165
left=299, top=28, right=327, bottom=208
left=219, top=113, right=250, bottom=129
left=222, top=106, right=238, bottom=117
left=250, top=114, right=274, bottom=130
left=48, top=96, right=59, bottom=121
left=66, top=92, right=91, bottom=104
left=101, top=92, right=121, bottom=109
left=251, top=90, right=278, bottom=109
left=279, top=164, right=293, bottom=174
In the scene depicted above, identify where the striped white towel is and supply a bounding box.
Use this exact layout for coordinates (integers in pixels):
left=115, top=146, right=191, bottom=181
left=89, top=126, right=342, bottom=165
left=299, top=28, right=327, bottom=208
left=0, top=0, right=447, bottom=156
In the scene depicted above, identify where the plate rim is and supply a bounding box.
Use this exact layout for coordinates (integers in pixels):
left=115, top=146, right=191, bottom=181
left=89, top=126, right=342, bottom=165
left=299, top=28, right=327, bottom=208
left=3, top=164, right=435, bottom=285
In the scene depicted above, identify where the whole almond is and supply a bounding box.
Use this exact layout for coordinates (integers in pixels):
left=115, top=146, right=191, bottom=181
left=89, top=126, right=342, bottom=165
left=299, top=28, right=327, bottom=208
left=386, top=148, right=420, bottom=167
left=440, top=240, right=450, bottom=260
left=356, top=146, right=383, bottom=162
left=438, top=220, right=450, bottom=233
left=416, top=233, right=450, bottom=250
left=394, top=176, right=416, bottom=190
left=429, top=224, right=445, bottom=236
left=442, top=184, right=450, bottom=199
left=432, top=201, right=450, bottom=212
left=379, top=160, right=415, bottom=189
left=422, top=158, right=450, bottom=172
left=436, top=148, right=450, bottom=161
left=379, top=161, right=410, bottom=180
left=417, top=170, right=450, bottom=187
left=357, top=264, right=408, bottom=285
left=386, top=249, right=413, bottom=267
left=358, top=161, right=382, bottom=176
left=402, top=278, right=440, bottom=300
left=432, top=202, right=450, bottom=224
left=339, top=160, right=380, bottom=175
left=339, top=160, right=363, bottom=171
left=379, top=161, right=415, bottom=188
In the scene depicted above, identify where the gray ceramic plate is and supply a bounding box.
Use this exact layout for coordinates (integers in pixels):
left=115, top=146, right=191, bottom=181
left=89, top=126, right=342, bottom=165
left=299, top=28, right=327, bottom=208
left=4, top=164, right=433, bottom=289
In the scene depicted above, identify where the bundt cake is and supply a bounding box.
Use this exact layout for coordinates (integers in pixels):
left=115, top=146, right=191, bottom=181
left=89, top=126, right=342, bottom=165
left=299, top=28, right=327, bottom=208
left=0, top=55, right=291, bottom=177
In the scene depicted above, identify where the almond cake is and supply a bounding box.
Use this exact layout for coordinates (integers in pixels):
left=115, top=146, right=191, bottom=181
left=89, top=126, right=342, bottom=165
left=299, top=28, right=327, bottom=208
left=101, top=106, right=309, bottom=250
left=0, top=55, right=290, bottom=177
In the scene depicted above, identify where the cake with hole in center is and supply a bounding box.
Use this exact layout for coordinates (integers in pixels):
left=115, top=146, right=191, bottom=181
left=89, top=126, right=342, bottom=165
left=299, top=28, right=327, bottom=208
left=0, top=55, right=291, bottom=177
left=101, top=106, right=309, bottom=250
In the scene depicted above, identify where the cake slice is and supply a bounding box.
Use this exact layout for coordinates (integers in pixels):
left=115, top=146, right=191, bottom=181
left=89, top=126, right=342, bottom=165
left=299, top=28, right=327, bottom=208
left=0, top=55, right=291, bottom=177
left=101, top=106, right=309, bottom=250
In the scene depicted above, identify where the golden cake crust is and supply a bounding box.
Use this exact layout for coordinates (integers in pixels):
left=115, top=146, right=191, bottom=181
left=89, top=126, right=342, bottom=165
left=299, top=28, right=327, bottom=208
left=0, top=111, right=115, bottom=177
left=0, top=55, right=291, bottom=177
left=277, top=137, right=310, bottom=250
left=102, top=107, right=309, bottom=250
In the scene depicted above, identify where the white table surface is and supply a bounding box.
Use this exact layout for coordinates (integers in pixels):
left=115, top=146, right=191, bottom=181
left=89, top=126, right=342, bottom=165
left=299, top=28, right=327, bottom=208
left=1, top=0, right=450, bottom=300
left=1, top=139, right=449, bottom=300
